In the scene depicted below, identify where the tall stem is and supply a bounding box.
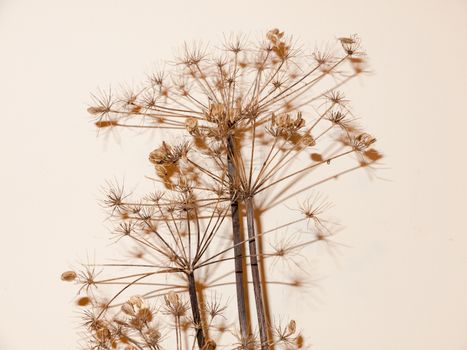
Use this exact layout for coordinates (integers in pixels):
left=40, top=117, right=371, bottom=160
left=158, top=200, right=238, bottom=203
left=227, top=133, right=249, bottom=343
left=187, top=271, right=205, bottom=348
left=254, top=210, right=274, bottom=347
left=245, top=196, right=268, bottom=349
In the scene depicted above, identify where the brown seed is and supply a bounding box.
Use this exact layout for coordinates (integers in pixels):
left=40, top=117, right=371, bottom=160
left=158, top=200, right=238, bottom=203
left=87, top=106, right=109, bottom=115
left=77, top=296, right=91, bottom=306
left=61, top=271, right=77, bottom=282
left=311, top=153, right=323, bottom=162
left=95, top=120, right=118, bottom=128
left=364, top=148, right=383, bottom=161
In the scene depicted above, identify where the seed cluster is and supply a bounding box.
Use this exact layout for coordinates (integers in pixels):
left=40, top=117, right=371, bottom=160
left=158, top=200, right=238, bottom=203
left=63, top=29, right=382, bottom=350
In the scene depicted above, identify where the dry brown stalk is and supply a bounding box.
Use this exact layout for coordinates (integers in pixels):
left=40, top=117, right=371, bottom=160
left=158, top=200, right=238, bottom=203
left=61, top=29, right=382, bottom=350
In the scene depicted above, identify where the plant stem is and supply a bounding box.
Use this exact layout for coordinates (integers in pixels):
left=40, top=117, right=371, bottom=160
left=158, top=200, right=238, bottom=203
left=187, top=271, right=205, bottom=348
left=227, top=133, right=249, bottom=343
left=254, top=210, right=274, bottom=348
left=245, top=196, right=268, bottom=349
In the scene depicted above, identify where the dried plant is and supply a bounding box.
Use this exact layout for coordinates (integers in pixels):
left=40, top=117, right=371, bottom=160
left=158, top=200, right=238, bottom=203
left=62, top=29, right=382, bottom=350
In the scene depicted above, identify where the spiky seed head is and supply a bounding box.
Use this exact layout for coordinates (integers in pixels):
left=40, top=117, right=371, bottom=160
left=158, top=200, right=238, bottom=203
left=338, top=34, right=361, bottom=55
left=145, top=328, right=161, bottom=346
left=135, top=308, right=153, bottom=323
left=165, top=291, right=179, bottom=306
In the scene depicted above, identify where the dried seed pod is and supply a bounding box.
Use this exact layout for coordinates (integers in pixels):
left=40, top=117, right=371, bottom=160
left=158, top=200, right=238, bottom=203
left=185, top=117, right=199, bottom=135
left=121, top=302, right=135, bottom=316
left=145, top=328, right=161, bottom=345
left=338, top=34, right=361, bottom=55
left=87, top=106, right=110, bottom=115
left=149, top=141, right=189, bottom=168
left=95, top=326, right=111, bottom=341
left=129, top=295, right=145, bottom=309
left=301, top=133, right=316, bottom=147
left=288, top=320, right=297, bottom=334
left=77, top=296, right=91, bottom=307
left=165, top=291, right=179, bottom=306
left=135, top=308, right=153, bottom=323
left=149, top=143, right=172, bottom=165
left=95, top=120, right=118, bottom=128
left=267, top=28, right=283, bottom=43
left=354, top=133, right=376, bottom=151
left=61, top=270, right=77, bottom=282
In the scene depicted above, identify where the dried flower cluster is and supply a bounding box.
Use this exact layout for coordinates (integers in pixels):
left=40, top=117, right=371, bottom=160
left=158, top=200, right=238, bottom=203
left=62, top=29, right=382, bottom=350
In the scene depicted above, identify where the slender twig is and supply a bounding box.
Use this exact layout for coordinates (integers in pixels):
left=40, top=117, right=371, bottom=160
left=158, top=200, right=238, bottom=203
left=245, top=196, right=268, bottom=349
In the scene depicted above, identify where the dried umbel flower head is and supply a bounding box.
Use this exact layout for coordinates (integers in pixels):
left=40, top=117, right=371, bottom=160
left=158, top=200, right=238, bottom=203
left=144, top=327, right=162, bottom=346
left=268, top=111, right=305, bottom=140
left=164, top=291, right=189, bottom=318
left=149, top=141, right=189, bottom=166
left=148, top=141, right=191, bottom=186
left=267, top=28, right=290, bottom=60
left=62, top=28, right=382, bottom=350
left=338, top=34, right=362, bottom=55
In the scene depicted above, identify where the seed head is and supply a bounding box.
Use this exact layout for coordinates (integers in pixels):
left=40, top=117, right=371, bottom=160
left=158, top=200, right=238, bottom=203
left=185, top=117, right=200, bottom=135
left=353, top=133, right=376, bottom=151
left=149, top=141, right=189, bottom=166
left=338, top=34, right=361, bottom=55
left=144, top=328, right=161, bottom=346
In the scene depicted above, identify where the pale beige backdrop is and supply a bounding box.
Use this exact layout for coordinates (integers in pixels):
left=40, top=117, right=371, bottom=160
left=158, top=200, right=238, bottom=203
left=1, top=0, right=466, bottom=349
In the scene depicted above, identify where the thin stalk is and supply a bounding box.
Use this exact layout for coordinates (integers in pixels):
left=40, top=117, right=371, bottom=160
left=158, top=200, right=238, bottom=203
left=253, top=209, right=274, bottom=348
left=227, top=133, right=249, bottom=343
left=245, top=196, right=268, bottom=349
left=187, top=271, right=205, bottom=348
